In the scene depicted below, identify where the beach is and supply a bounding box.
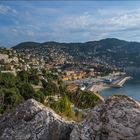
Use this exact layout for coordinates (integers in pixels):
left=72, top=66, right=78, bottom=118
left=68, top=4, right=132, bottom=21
left=89, top=84, right=110, bottom=92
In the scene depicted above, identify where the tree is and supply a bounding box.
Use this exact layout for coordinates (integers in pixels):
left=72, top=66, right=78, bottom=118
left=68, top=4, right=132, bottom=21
left=19, top=82, right=35, bottom=100
left=29, top=74, right=39, bottom=85
left=17, top=71, right=29, bottom=83
left=41, top=79, right=59, bottom=95
left=0, top=88, right=23, bottom=114
left=0, top=73, right=19, bottom=88
left=33, top=90, right=45, bottom=103
left=66, top=89, right=100, bottom=109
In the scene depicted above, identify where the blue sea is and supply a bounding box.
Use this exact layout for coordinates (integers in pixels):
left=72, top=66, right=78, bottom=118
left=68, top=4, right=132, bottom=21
left=101, top=77, right=140, bottom=102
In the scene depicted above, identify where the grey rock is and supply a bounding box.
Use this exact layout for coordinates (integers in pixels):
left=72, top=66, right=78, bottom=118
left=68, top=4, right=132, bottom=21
left=70, top=95, right=140, bottom=140
left=0, top=99, right=75, bottom=140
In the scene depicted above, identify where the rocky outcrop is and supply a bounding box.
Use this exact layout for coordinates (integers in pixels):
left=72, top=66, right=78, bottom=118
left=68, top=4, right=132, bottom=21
left=0, top=99, right=74, bottom=140
left=70, top=95, right=140, bottom=140
left=1, top=95, right=140, bottom=140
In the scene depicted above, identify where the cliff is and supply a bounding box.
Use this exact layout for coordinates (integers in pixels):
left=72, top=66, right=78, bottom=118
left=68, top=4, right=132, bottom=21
left=0, top=99, right=74, bottom=140
left=1, top=95, right=140, bottom=140
left=70, top=95, right=140, bottom=140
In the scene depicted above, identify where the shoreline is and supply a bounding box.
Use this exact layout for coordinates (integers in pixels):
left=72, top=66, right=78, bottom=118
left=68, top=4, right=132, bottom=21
left=89, top=76, right=132, bottom=93
left=89, top=84, right=110, bottom=92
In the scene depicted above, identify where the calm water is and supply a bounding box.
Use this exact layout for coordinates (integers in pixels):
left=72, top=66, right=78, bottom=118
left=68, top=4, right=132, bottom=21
left=101, top=77, right=140, bottom=102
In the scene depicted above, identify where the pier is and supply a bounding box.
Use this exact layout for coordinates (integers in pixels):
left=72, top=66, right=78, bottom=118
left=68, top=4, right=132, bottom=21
left=111, top=76, right=132, bottom=87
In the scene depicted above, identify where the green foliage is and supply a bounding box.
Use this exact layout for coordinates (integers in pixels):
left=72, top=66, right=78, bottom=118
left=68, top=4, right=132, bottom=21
left=59, top=84, right=67, bottom=96
left=67, top=89, right=99, bottom=109
left=29, top=73, right=39, bottom=85
left=50, top=96, right=73, bottom=117
left=41, top=69, right=47, bottom=75
left=0, top=70, right=100, bottom=119
left=0, top=71, right=44, bottom=114
left=19, top=82, right=35, bottom=100
left=41, top=79, right=59, bottom=95
left=0, top=88, right=23, bottom=114
left=17, top=71, right=29, bottom=83
left=33, top=90, right=45, bottom=103
left=44, top=72, right=58, bottom=81
left=0, top=73, right=19, bottom=88
left=17, top=69, right=39, bottom=85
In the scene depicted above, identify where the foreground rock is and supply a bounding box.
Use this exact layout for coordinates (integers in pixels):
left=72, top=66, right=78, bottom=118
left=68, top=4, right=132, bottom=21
left=0, top=99, right=74, bottom=140
left=70, top=95, right=140, bottom=140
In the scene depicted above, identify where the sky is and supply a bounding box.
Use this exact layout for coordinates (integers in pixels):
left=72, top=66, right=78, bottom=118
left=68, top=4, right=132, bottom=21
left=1, top=1, right=140, bottom=47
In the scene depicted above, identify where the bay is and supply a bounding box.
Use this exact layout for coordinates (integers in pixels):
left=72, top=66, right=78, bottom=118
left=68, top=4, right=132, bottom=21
left=101, top=77, right=140, bottom=102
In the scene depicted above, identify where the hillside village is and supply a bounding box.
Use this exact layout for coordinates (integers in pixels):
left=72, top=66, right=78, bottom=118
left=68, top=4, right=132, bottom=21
left=0, top=46, right=120, bottom=81
left=0, top=47, right=101, bottom=121
left=0, top=42, right=134, bottom=139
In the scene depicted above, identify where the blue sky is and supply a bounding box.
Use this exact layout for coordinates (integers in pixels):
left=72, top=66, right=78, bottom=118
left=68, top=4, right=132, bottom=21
left=1, top=1, right=140, bottom=47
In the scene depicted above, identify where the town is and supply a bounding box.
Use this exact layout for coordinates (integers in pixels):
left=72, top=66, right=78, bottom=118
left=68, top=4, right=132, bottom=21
left=0, top=46, right=131, bottom=94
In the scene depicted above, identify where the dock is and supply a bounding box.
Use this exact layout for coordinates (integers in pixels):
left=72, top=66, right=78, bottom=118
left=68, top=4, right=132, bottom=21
left=110, top=76, right=132, bottom=88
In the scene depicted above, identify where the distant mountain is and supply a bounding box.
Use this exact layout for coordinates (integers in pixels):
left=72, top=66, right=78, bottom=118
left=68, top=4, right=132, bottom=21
left=13, top=38, right=140, bottom=71
left=13, top=42, right=41, bottom=49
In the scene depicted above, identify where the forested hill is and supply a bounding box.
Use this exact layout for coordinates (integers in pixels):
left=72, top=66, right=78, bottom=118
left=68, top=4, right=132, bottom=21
left=13, top=42, right=41, bottom=49
left=13, top=38, right=140, bottom=68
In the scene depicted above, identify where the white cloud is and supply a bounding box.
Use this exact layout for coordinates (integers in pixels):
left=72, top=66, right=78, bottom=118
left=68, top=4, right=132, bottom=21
left=0, top=4, right=17, bottom=15
left=2, top=2, right=140, bottom=46
left=56, top=8, right=140, bottom=36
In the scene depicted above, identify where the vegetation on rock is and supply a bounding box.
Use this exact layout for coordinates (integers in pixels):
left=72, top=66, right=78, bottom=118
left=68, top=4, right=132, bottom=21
left=0, top=69, right=100, bottom=121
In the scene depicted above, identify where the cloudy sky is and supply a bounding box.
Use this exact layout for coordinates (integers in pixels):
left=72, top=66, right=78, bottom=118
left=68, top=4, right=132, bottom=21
left=1, top=1, right=140, bottom=47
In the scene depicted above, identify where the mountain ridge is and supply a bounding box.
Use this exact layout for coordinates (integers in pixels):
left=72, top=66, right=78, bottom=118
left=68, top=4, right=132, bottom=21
left=12, top=38, right=130, bottom=49
left=12, top=38, right=140, bottom=72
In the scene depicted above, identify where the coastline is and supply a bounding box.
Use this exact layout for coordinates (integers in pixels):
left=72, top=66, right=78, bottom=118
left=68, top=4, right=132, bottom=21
left=89, top=76, right=132, bottom=93
left=89, top=84, right=110, bottom=92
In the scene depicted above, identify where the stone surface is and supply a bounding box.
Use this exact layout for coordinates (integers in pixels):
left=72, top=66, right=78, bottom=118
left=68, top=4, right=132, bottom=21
left=70, top=95, right=140, bottom=140
left=0, top=99, right=74, bottom=140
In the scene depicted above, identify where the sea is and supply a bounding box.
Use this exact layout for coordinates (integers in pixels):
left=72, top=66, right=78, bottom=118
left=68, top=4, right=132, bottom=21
left=101, top=76, right=140, bottom=102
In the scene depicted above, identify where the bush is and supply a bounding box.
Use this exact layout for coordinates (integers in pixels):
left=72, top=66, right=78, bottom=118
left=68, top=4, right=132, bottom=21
left=17, top=71, right=29, bottom=83
left=29, top=69, right=39, bottom=85
left=0, top=88, right=23, bottom=113
left=33, top=91, right=45, bottom=103
left=0, top=73, right=19, bottom=88
left=67, top=89, right=99, bottom=109
left=50, top=96, right=73, bottom=117
left=19, top=82, right=35, bottom=100
left=41, top=79, right=59, bottom=95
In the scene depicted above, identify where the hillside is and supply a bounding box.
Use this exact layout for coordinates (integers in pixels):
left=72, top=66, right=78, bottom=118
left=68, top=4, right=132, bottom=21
left=13, top=42, right=41, bottom=49
left=13, top=38, right=140, bottom=70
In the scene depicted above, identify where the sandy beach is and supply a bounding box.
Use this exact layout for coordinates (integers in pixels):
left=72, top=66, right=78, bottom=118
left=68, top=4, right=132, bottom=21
left=89, top=84, right=110, bottom=92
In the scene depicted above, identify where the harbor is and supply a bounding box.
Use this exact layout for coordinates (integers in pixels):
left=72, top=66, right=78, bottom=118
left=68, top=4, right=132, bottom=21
left=64, top=73, right=132, bottom=93
left=100, top=76, right=140, bottom=102
left=89, top=75, right=132, bottom=92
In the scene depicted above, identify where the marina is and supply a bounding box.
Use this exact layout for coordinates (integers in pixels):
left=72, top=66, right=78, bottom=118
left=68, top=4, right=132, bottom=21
left=101, top=77, right=140, bottom=102
left=64, top=73, right=132, bottom=93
